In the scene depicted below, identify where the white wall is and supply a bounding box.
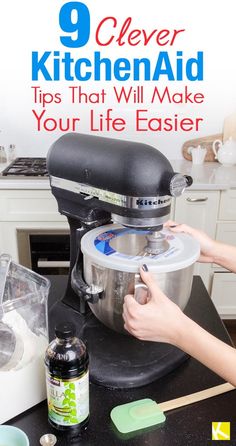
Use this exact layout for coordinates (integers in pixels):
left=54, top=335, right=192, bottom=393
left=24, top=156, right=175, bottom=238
left=0, top=0, right=236, bottom=159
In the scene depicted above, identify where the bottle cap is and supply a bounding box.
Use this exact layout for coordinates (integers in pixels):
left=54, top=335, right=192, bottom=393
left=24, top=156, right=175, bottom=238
left=55, top=322, right=76, bottom=339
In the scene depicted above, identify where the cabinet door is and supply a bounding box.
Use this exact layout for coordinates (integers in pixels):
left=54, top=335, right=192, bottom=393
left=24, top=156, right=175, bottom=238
left=211, top=272, right=236, bottom=318
left=0, top=190, right=67, bottom=222
left=213, top=223, right=236, bottom=270
left=174, top=190, right=220, bottom=290
left=219, top=190, right=236, bottom=220
left=216, top=222, right=236, bottom=246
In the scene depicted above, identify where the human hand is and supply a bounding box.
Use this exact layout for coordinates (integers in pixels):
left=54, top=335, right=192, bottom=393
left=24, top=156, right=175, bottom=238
left=164, top=220, right=219, bottom=263
left=123, top=266, right=185, bottom=345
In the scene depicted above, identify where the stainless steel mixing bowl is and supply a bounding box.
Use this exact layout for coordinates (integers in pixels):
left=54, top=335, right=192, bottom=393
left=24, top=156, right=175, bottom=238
left=82, top=226, right=198, bottom=334
left=83, top=261, right=194, bottom=334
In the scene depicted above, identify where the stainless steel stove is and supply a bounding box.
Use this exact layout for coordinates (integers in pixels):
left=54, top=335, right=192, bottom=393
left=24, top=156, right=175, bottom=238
left=1, top=157, right=48, bottom=177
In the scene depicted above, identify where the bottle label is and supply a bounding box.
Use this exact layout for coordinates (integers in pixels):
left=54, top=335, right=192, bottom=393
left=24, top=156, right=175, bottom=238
left=46, top=370, right=89, bottom=426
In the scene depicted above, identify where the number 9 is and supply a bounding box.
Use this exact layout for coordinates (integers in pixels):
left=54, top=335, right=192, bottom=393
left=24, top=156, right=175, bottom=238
left=59, top=2, right=90, bottom=48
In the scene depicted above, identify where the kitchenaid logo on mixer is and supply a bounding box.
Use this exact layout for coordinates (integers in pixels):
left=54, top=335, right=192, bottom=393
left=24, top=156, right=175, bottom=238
left=30, top=1, right=205, bottom=134
left=136, top=197, right=170, bottom=207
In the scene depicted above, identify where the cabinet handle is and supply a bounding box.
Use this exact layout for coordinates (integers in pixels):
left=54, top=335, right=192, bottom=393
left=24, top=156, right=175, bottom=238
left=186, top=197, right=208, bottom=203
left=37, top=260, right=70, bottom=268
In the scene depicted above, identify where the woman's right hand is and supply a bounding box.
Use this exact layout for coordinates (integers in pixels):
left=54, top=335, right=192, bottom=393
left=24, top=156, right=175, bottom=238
left=165, top=220, right=219, bottom=263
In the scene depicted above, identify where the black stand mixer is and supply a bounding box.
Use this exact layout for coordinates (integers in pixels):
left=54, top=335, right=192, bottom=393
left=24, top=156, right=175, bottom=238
left=47, top=133, right=194, bottom=388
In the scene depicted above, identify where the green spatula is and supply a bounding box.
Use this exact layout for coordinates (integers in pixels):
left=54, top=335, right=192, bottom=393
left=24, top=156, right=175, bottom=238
left=111, top=382, right=235, bottom=434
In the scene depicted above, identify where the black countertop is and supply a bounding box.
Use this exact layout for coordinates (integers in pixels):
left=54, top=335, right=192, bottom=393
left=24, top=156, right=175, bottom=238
left=8, top=276, right=236, bottom=445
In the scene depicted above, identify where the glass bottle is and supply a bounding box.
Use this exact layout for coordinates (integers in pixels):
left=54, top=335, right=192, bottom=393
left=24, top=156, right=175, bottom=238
left=45, top=322, right=89, bottom=433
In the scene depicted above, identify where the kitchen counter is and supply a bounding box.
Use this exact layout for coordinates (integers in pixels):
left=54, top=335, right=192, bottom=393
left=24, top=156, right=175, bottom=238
left=6, top=276, right=236, bottom=446
left=0, top=160, right=49, bottom=189
left=0, top=159, right=236, bottom=190
left=0, top=162, right=49, bottom=189
left=171, top=160, right=236, bottom=190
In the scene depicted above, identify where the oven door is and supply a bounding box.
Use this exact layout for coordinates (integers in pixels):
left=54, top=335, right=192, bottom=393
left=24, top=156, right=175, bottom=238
left=17, top=230, right=70, bottom=275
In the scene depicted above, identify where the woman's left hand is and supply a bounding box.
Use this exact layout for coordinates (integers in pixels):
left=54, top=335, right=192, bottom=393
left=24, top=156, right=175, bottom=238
left=123, top=266, right=185, bottom=345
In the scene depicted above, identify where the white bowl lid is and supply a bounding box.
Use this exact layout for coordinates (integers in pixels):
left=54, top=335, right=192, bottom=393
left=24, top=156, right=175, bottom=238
left=81, top=224, right=200, bottom=273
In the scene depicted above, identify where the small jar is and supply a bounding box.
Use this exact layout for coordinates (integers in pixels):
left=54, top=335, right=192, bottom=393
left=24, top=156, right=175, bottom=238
left=0, top=146, right=7, bottom=163
left=8, top=144, right=16, bottom=162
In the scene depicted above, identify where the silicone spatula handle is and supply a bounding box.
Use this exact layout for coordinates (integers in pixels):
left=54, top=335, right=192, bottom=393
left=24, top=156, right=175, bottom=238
left=159, top=382, right=235, bottom=413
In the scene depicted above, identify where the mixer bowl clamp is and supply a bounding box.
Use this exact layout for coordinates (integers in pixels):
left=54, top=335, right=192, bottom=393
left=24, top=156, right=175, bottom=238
left=71, top=260, right=104, bottom=305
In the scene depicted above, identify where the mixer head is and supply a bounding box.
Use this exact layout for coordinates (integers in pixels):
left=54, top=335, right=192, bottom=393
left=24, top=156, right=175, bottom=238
left=47, top=133, right=192, bottom=230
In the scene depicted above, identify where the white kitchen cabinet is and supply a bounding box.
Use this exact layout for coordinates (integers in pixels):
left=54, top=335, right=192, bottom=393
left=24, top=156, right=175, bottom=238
left=216, top=223, right=236, bottom=247
left=174, top=190, right=220, bottom=289
left=0, top=189, right=68, bottom=262
left=174, top=188, right=236, bottom=318
left=211, top=272, right=236, bottom=318
left=212, top=223, right=236, bottom=270
left=213, top=190, right=236, bottom=315
left=219, top=189, right=236, bottom=220
left=174, top=190, right=220, bottom=234
left=0, top=190, right=66, bottom=221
